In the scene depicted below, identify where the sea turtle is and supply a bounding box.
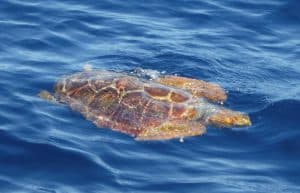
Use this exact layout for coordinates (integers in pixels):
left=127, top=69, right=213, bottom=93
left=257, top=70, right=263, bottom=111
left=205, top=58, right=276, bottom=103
left=39, top=69, right=251, bottom=140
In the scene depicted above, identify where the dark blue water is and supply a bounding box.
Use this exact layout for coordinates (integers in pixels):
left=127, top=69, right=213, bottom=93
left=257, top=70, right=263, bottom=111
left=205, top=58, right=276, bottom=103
left=1, top=0, right=299, bottom=192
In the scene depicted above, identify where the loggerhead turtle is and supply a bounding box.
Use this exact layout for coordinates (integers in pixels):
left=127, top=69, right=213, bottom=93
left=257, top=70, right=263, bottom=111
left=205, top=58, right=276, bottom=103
left=39, top=69, right=251, bottom=140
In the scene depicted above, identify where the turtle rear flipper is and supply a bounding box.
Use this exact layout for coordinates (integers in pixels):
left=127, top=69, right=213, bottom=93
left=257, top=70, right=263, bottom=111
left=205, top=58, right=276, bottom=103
left=155, top=75, right=227, bottom=103
left=38, top=90, right=57, bottom=103
left=135, top=120, right=206, bottom=140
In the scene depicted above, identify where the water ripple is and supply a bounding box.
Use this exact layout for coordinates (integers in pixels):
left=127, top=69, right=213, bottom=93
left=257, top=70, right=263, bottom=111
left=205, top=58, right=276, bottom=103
left=0, top=0, right=299, bottom=192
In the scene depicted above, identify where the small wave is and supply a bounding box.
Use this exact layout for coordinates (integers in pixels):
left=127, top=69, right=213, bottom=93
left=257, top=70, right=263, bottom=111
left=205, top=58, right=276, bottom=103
left=252, top=99, right=300, bottom=124
left=249, top=100, right=300, bottom=153
left=13, top=38, right=53, bottom=51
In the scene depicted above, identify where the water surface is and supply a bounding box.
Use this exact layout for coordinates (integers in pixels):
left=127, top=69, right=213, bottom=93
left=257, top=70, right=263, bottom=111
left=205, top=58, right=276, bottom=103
left=0, top=0, right=299, bottom=192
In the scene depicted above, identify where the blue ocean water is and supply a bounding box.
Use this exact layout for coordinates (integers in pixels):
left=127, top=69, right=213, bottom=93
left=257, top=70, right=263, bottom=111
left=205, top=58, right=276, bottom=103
left=0, top=0, right=299, bottom=192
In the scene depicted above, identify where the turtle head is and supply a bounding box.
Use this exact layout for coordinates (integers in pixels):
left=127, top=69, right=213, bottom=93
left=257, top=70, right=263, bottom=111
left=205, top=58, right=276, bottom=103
left=208, top=109, right=251, bottom=128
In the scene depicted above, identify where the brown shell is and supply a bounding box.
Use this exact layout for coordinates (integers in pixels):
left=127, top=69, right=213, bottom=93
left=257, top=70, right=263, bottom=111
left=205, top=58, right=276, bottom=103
left=54, top=70, right=203, bottom=138
left=52, top=70, right=251, bottom=140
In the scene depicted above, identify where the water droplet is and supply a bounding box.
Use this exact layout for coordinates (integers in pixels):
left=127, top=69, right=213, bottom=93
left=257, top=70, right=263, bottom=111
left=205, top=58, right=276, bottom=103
left=179, top=137, right=184, bottom=143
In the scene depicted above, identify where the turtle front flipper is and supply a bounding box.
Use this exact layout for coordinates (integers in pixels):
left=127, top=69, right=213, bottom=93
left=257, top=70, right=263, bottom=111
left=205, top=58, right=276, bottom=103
left=136, top=120, right=206, bottom=140
left=155, top=75, right=227, bottom=103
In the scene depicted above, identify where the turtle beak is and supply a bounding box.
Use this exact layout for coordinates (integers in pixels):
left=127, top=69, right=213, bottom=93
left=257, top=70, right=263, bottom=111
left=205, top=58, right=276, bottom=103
left=208, top=109, right=251, bottom=128
left=236, top=115, right=251, bottom=126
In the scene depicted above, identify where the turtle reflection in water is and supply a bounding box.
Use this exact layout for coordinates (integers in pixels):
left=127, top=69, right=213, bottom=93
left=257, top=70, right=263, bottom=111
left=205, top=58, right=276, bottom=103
left=39, top=69, right=251, bottom=140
